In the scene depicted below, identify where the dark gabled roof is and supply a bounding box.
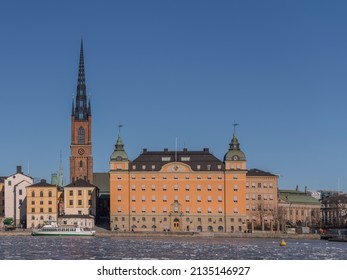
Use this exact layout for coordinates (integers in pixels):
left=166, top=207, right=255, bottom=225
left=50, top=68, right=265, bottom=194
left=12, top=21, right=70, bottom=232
left=64, top=179, right=97, bottom=188
left=27, top=179, right=57, bottom=188
left=131, top=148, right=224, bottom=172
left=93, top=172, right=109, bottom=194
left=321, top=194, right=347, bottom=204
left=247, top=168, right=277, bottom=177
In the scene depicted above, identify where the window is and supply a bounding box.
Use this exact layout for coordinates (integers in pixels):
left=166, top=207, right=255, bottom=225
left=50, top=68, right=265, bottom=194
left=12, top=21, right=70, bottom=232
left=186, top=207, right=190, bottom=213
left=252, top=183, right=255, bottom=188
left=69, top=200, right=73, bottom=206
left=218, top=207, right=222, bottom=214
left=31, top=201, right=35, bottom=205
left=78, top=127, right=85, bottom=144
left=131, top=206, right=136, bottom=213
left=48, top=191, right=52, bottom=197
left=19, top=189, right=22, bottom=195
left=40, top=208, right=44, bottom=213
left=234, top=195, right=238, bottom=202
left=234, top=185, right=238, bottom=191
left=163, top=185, right=167, bottom=191
left=141, top=185, right=146, bottom=191
left=132, top=196, right=136, bottom=202
left=218, top=196, right=222, bottom=202
left=88, top=190, right=92, bottom=195
left=88, top=200, right=92, bottom=206
left=197, top=196, right=202, bottom=202
left=246, top=194, right=249, bottom=200
left=117, top=206, right=122, bottom=213
left=218, top=185, right=222, bottom=191
left=151, top=185, right=156, bottom=191
left=79, top=161, right=83, bottom=168
left=174, top=184, right=178, bottom=191
left=264, top=195, right=268, bottom=200
left=78, top=190, right=82, bottom=196
left=40, top=191, right=43, bottom=197
left=78, top=200, right=82, bottom=206
left=152, top=207, right=156, bottom=213
left=269, top=195, right=273, bottom=200
left=31, top=191, right=35, bottom=197
left=197, top=185, right=201, bottom=191
left=258, top=194, right=261, bottom=200
left=69, top=190, right=73, bottom=196
left=246, top=183, right=250, bottom=188
left=163, top=195, right=167, bottom=202
left=142, top=207, right=146, bottom=213
left=48, top=208, right=52, bottom=213
left=117, top=195, right=122, bottom=201
left=174, top=195, right=178, bottom=202
left=264, top=183, right=267, bottom=188
left=141, top=196, right=146, bottom=202
left=31, top=208, right=35, bottom=213
left=132, top=185, right=136, bottom=191
left=207, top=207, right=212, bottom=213
left=186, top=195, right=190, bottom=202
left=117, top=185, right=122, bottom=190
left=258, top=182, right=261, bottom=188
left=185, top=185, right=190, bottom=191
left=40, top=201, right=43, bottom=205
left=207, top=196, right=212, bottom=202
left=234, top=208, right=238, bottom=213
left=163, top=207, right=167, bottom=213
left=151, top=196, right=156, bottom=202
left=252, top=194, right=256, bottom=200
left=32, top=216, right=35, bottom=220
left=207, top=185, right=212, bottom=191
left=197, top=207, right=202, bottom=213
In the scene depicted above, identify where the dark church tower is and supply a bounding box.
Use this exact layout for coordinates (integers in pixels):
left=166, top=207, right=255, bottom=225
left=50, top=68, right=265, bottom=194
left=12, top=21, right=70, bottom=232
left=70, top=39, right=93, bottom=183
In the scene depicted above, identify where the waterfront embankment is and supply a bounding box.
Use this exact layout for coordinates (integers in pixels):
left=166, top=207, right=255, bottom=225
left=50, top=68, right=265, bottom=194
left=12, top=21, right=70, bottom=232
left=0, top=228, right=320, bottom=239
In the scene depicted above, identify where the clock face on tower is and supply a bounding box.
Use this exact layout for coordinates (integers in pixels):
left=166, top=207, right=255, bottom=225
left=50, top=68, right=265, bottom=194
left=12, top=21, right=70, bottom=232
left=233, top=155, right=239, bottom=161
left=78, top=148, right=85, bottom=155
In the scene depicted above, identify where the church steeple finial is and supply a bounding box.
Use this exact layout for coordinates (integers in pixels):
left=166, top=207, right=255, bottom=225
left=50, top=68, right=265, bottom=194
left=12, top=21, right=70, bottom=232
left=74, top=38, right=90, bottom=120
left=78, top=38, right=85, bottom=87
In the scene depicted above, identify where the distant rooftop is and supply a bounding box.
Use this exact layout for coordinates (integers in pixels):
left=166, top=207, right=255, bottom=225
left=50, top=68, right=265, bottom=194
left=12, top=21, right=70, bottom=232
left=247, top=168, right=277, bottom=177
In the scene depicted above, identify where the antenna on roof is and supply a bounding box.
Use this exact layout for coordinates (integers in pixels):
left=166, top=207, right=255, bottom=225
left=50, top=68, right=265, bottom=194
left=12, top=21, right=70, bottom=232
left=233, top=122, right=239, bottom=136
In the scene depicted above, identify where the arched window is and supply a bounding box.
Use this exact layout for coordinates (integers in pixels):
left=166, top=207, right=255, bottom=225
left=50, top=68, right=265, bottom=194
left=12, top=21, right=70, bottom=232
left=48, top=191, right=52, bottom=197
left=40, top=191, right=43, bottom=197
left=31, top=191, right=35, bottom=197
left=78, top=127, right=85, bottom=144
left=79, top=161, right=83, bottom=168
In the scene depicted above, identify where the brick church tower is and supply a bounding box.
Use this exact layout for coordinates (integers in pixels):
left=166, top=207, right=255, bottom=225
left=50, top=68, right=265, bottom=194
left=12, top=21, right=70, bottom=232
left=70, top=39, right=93, bottom=183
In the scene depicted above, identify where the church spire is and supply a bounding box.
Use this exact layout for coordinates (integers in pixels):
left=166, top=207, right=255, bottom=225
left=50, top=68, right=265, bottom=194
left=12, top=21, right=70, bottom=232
left=73, top=38, right=90, bottom=120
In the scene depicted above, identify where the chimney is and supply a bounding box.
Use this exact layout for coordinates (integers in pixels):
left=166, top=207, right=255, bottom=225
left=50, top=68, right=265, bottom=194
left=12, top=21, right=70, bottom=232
left=16, top=166, right=22, bottom=174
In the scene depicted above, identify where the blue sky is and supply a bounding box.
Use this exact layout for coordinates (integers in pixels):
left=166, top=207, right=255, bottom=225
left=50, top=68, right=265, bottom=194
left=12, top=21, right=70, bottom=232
left=0, top=1, right=346, bottom=191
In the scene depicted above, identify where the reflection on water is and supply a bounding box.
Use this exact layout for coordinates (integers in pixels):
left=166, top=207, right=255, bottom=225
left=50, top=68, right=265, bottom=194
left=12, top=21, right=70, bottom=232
left=0, top=236, right=346, bottom=260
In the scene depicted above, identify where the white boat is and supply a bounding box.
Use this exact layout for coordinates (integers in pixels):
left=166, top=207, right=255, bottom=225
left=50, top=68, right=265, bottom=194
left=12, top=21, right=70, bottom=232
left=32, top=223, right=96, bottom=236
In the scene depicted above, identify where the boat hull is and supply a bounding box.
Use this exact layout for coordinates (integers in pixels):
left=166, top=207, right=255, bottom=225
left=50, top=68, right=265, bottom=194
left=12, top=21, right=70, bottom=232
left=32, top=227, right=95, bottom=236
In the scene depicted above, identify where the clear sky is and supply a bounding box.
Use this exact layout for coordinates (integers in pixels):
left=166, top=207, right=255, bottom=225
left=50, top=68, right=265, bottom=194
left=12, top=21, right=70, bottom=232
left=0, top=0, right=346, bottom=192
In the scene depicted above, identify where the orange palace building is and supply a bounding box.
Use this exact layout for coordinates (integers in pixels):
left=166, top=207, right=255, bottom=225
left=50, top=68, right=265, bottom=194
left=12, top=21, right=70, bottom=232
left=109, top=131, right=249, bottom=233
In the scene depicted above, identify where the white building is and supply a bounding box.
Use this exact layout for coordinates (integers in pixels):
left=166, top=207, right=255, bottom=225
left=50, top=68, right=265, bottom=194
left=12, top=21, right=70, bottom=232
left=4, top=166, right=33, bottom=226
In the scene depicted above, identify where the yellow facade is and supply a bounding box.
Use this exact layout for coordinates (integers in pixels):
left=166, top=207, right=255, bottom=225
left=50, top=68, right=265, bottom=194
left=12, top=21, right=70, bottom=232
left=63, top=179, right=97, bottom=217
left=26, top=180, right=59, bottom=228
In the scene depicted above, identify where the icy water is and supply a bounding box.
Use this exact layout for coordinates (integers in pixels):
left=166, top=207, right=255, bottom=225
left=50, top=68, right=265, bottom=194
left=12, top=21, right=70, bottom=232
left=0, top=236, right=346, bottom=260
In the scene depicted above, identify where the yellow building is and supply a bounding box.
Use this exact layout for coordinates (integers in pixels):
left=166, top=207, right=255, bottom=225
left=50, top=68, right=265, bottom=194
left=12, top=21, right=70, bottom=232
left=26, top=179, right=60, bottom=228
left=60, top=179, right=98, bottom=228
left=245, top=169, right=278, bottom=231
left=110, top=130, right=248, bottom=233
